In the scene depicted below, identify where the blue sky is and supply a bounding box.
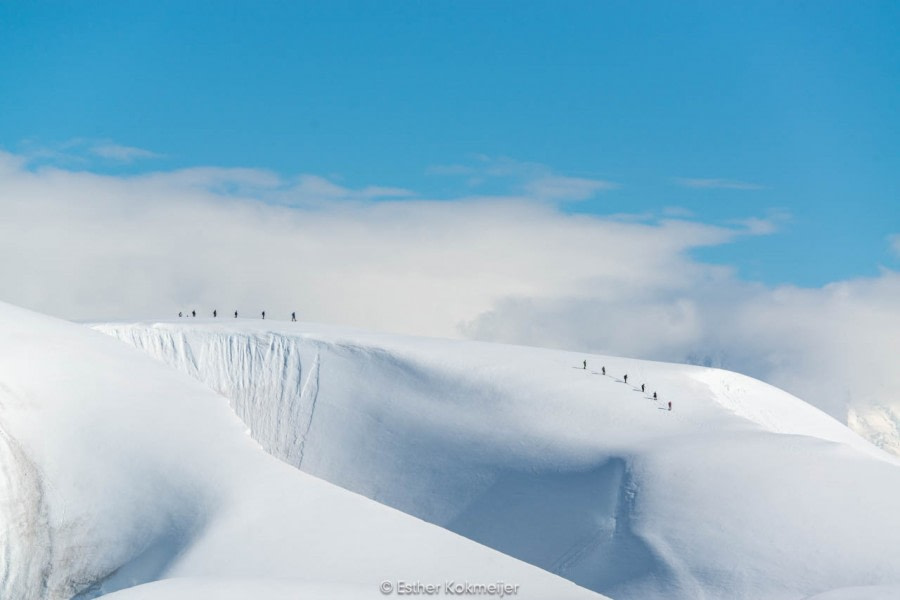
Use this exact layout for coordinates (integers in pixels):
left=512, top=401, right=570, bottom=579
left=1, top=0, right=898, bottom=286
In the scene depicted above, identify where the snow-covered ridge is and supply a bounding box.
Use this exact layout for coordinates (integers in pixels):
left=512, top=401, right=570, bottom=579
left=94, top=320, right=900, bottom=600
left=0, top=303, right=603, bottom=600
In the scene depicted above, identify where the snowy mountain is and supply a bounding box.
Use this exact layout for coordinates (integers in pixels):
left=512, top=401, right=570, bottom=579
left=90, top=319, right=900, bottom=600
left=0, top=302, right=602, bottom=600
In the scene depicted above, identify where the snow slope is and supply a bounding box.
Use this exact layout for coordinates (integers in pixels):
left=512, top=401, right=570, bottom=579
left=94, top=319, right=900, bottom=600
left=801, top=586, right=900, bottom=600
left=0, top=302, right=603, bottom=600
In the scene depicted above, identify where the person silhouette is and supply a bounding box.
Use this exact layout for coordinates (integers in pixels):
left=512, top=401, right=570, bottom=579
left=213, top=309, right=217, bottom=318
left=292, top=311, right=297, bottom=322
left=234, top=310, right=238, bottom=318
left=262, top=311, right=266, bottom=320
left=624, top=374, right=628, bottom=384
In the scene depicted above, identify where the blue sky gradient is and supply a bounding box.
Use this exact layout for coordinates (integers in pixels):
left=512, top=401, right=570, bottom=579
left=2, top=1, right=898, bottom=285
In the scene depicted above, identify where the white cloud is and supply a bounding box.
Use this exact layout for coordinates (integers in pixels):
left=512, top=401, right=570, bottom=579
left=889, top=234, right=900, bottom=258
left=429, top=156, right=617, bottom=200
left=523, top=175, right=618, bottom=201
left=729, top=210, right=791, bottom=235
left=675, top=178, right=765, bottom=190
left=89, top=142, right=161, bottom=162
left=17, top=138, right=162, bottom=165
left=1, top=151, right=898, bottom=453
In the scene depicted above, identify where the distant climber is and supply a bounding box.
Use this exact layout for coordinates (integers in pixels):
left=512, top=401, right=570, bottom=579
left=178, top=311, right=182, bottom=318
left=624, top=374, right=628, bottom=384
left=213, top=309, right=217, bottom=318
left=641, top=384, right=645, bottom=393
left=234, top=310, right=238, bottom=318
left=192, top=310, right=196, bottom=318
left=292, top=311, right=297, bottom=322
left=262, top=310, right=266, bottom=320
left=668, top=401, right=672, bottom=411
left=583, top=359, right=587, bottom=370
left=653, top=392, right=658, bottom=401
left=601, top=366, right=606, bottom=376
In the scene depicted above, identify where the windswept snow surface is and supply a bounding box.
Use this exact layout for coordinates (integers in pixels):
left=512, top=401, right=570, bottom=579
left=801, top=585, right=900, bottom=600
left=100, top=578, right=371, bottom=600
left=93, top=319, right=900, bottom=600
left=0, top=302, right=603, bottom=600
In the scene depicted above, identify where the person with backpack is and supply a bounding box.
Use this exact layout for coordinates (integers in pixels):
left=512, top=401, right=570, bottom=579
left=641, top=383, right=645, bottom=393
left=624, top=374, right=628, bottom=384
left=191, top=310, right=196, bottom=318
left=653, top=392, right=658, bottom=401
left=234, top=310, right=238, bottom=318
left=262, top=310, right=266, bottom=320
left=213, top=309, right=217, bottom=318
left=583, top=359, right=587, bottom=370
left=292, top=312, right=297, bottom=322
left=602, top=366, right=606, bottom=376
left=668, top=401, right=672, bottom=411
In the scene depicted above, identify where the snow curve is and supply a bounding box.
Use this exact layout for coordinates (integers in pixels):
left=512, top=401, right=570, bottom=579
left=94, top=320, right=900, bottom=600
left=1, top=303, right=604, bottom=600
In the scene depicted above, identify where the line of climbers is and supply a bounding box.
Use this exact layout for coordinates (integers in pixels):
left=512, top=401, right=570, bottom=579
left=582, top=359, right=671, bottom=411
left=177, top=310, right=298, bottom=322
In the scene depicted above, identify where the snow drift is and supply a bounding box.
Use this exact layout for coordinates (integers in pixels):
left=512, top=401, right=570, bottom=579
left=0, top=302, right=602, bottom=600
left=93, top=319, right=900, bottom=600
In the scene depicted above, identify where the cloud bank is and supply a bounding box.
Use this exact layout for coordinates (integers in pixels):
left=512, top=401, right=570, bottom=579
left=1, top=150, right=897, bottom=453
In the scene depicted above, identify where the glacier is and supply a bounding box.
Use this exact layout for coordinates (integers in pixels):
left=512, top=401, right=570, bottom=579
left=0, top=303, right=603, bottom=600
left=92, top=319, right=900, bottom=600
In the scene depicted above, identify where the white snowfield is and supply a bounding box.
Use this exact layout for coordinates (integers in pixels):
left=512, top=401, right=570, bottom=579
left=800, top=585, right=900, bottom=600
left=0, top=302, right=604, bottom=600
left=88, top=318, right=900, bottom=600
